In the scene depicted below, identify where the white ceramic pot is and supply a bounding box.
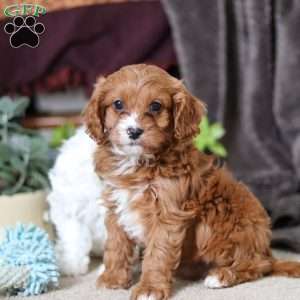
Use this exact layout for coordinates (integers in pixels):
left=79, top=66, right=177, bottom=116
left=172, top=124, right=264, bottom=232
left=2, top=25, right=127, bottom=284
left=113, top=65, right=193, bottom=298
left=0, top=191, right=54, bottom=240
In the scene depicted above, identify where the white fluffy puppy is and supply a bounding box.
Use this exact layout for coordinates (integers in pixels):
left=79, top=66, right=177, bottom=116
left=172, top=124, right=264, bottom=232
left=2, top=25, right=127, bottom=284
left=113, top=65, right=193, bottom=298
left=47, top=127, right=106, bottom=276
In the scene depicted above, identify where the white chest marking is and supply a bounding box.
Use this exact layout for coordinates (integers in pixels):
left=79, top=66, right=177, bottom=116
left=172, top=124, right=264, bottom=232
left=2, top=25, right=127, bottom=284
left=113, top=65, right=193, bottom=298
left=112, top=143, right=142, bottom=176
left=113, top=153, right=139, bottom=176
left=110, top=188, right=145, bottom=242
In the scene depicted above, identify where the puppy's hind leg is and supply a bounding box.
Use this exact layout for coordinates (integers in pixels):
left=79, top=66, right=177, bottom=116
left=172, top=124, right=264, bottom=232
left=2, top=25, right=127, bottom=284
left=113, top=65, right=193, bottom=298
left=55, top=218, right=93, bottom=276
left=204, top=258, right=272, bottom=288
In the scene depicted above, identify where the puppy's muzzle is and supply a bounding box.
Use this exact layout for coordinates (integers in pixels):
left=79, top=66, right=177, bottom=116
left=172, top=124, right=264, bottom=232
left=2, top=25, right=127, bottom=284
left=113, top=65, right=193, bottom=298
left=127, top=127, right=144, bottom=140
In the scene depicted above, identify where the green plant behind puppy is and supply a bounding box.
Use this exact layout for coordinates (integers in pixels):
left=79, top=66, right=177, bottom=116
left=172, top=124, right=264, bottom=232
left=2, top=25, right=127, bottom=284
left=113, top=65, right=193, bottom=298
left=0, top=97, right=51, bottom=195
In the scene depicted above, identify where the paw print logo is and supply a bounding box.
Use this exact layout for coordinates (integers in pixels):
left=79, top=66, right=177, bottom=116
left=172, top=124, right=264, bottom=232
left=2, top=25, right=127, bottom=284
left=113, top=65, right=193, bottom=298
left=4, top=16, right=45, bottom=48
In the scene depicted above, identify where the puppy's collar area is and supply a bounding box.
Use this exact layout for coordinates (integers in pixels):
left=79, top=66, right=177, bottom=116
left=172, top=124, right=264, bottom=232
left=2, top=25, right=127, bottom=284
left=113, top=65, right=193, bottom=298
left=112, top=145, right=156, bottom=169
left=112, top=144, right=141, bottom=158
left=137, top=156, right=157, bottom=168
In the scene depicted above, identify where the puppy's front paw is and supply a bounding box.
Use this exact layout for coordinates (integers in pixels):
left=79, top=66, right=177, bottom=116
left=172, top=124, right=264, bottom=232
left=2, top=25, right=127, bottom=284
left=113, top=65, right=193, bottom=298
left=57, top=254, right=90, bottom=276
left=96, top=268, right=132, bottom=289
left=204, top=275, right=226, bottom=289
left=131, top=283, right=169, bottom=300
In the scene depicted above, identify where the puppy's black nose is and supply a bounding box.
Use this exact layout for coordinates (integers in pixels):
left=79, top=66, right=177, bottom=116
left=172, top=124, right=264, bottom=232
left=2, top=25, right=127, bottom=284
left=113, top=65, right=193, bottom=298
left=127, top=127, right=144, bottom=140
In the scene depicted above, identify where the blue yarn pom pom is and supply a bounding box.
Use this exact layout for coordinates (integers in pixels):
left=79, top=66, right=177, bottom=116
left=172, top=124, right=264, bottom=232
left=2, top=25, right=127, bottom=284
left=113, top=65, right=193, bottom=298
left=0, top=224, right=60, bottom=296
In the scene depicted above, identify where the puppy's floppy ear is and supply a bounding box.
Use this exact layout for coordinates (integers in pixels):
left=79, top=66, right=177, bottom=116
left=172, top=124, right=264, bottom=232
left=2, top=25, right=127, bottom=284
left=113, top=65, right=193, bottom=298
left=173, top=86, right=206, bottom=140
left=84, top=76, right=107, bottom=143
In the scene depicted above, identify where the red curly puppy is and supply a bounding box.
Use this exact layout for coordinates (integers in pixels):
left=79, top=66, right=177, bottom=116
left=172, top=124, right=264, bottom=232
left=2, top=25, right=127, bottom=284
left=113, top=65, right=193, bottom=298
left=84, top=64, right=300, bottom=300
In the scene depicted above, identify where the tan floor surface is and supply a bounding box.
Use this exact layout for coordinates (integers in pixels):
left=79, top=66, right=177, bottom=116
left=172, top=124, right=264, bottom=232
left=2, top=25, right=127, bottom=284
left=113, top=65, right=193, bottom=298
left=2, top=250, right=300, bottom=300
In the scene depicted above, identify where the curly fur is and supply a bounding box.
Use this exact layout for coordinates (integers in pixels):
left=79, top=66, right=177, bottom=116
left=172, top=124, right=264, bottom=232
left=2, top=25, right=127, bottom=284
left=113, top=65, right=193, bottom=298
left=84, top=64, right=300, bottom=300
left=47, top=127, right=107, bottom=276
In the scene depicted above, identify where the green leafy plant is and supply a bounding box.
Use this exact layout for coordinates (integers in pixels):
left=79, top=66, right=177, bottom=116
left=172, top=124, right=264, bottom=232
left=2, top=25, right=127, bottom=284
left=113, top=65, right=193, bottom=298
left=194, top=116, right=227, bottom=157
left=50, top=123, right=75, bottom=148
left=0, top=97, right=51, bottom=195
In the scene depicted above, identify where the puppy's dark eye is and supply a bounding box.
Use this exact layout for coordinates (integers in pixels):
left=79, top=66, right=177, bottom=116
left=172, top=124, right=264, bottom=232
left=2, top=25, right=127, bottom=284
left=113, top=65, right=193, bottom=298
left=149, top=101, right=161, bottom=113
left=113, top=99, right=124, bottom=111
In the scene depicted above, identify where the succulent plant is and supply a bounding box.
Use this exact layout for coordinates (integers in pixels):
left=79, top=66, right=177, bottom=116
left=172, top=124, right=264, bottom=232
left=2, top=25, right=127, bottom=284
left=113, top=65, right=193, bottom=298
left=0, top=97, right=51, bottom=195
left=194, top=116, right=227, bottom=157
left=50, top=123, right=75, bottom=148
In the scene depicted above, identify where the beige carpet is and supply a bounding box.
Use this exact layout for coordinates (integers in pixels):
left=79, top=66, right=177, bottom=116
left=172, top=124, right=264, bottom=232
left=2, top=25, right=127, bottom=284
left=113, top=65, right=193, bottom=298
left=2, top=250, right=300, bottom=300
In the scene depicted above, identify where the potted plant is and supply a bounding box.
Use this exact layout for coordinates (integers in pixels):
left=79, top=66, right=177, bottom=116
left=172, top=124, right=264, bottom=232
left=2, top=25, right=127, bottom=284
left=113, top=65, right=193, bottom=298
left=0, top=97, right=54, bottom=239
left=50, top=122, right=76, bottom=149
left=195, top=116, right=227, bottom=158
